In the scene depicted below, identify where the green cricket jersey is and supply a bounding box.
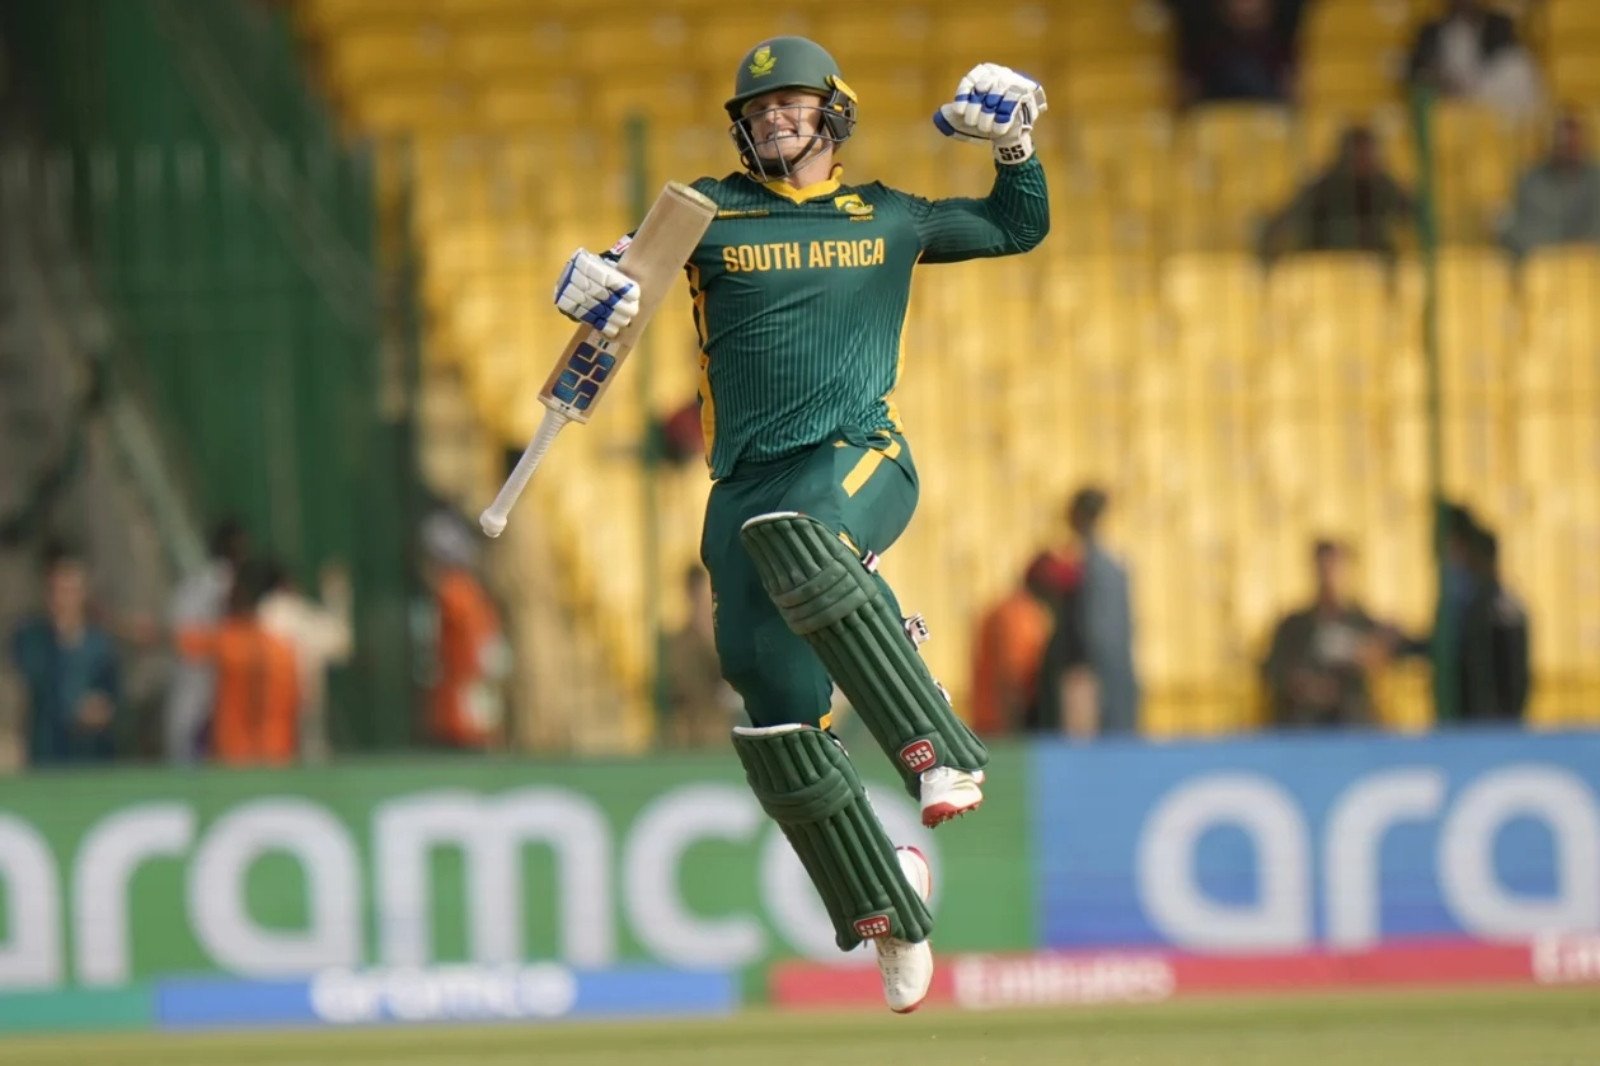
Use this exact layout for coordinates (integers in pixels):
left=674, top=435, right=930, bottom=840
left=683, top=156, right=1049, bottom=479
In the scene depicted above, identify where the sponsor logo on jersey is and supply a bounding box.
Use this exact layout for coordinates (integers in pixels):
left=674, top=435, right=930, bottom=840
left=720, top=238, right=887, bottom=273
left=748, top=45, right=776, bottom=77
left=832, top=193, right=874, bottom=220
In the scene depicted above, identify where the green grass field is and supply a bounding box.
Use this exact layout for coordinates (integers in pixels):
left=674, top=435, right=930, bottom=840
left=5, top=986, right=1597, bottom=1066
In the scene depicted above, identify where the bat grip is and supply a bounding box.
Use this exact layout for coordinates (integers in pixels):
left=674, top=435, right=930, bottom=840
left=480, top=408, right=569, bottom=537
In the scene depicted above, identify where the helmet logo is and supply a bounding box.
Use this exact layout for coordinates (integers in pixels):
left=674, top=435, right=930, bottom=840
left=748, top=45, right=777, bottom=77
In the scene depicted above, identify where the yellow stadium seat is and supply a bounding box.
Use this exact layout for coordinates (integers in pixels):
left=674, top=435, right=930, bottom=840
left=1064, top=112, right=1174, bottom=214
left=1303, top=0, right=1415, bottom=51
left=1546, top=0, right=1600, bottom=40
left=302, top=0, right=441, bottom=33
left=1524, top=245, right=1600, bottom=317
left=1054, top=1, right=1170, bottom=57
left=1428, top=102, right=1521, bottom=242
left=1522, top=246, right=1600, bottom=398
left=1440, top=247, right=1515, bottom=367
left=838, top=67, right=932, bottom=124
left=477, top=82, right=570, bottom=130
left=593, top=70, right=708, bottom=124
left=352, top=82, right=478, bottom=134
left=1435, top=251, right=1515, bottom=496
left=1266, top=252, right=1391, bottom=405
left=932, top=7, right=1052, bottom=66
left=561, top=17, right=695, bottom=71
left=454, top=23, right=582, bottom=78
left=1163, top=252, right=1267, bottom=365
left=690, top=10, right=818, bottom=67
left=444, top=0, right=606, bottom=22
left=1550, top=51, right=1600, bottom=106
left=1060, top=57, right=1171, bottom=116
left=1301, top=50, right=1408, bottom=110
left=1172, top=104, right=1295, bottom=250
left=326, top=26, right=457, bottom=89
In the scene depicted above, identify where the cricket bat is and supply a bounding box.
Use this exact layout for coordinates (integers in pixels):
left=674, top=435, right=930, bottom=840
left=480, top=181, right=717, bottom=537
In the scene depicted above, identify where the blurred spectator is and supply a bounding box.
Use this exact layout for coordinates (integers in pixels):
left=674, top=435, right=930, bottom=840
left=660, top=565, right=738, bottom=747
left=1501, top=111, right=1600, bottom=257
left=1432, top=501, right=1483, bottom=721
left=8, top=544, right=120, bottom=767
left=970, top=550, right=1077, bottom=735
left=655, top=396, right=706, bottom=467
left=1168, top=0, right=1305, bottom=107
left=164, top=517, right=249, bottom=763
left=1261, top=125, right=1414, bottom=260
left=1041, top=488, right=1140, bottom=739
left=259, top=557, right=352, bottom=762
left=420, top=511, right=507, bottom=749
left=1264, top=540, right=1398, bottom=728
left=175, top=559, right=299, bottom=766
left=1458, top=528, right=1530, bottom=721
left=1406, top=1, right=1543, bottom=119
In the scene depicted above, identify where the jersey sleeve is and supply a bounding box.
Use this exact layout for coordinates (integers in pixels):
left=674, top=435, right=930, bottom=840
left=890, top=156, right=1050, bottom=264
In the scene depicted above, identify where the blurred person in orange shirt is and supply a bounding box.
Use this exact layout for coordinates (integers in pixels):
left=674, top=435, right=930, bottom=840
left=969, top=551, right=1078, bottom=735
left=258, top=557, right=352, bottom=762
left=420, top=511, right=507, bottom=749
left=175, top=559, right=300, bottom=765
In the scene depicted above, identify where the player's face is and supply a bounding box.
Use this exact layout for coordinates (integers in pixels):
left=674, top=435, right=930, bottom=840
left=742, top=90, right=827, bottom=162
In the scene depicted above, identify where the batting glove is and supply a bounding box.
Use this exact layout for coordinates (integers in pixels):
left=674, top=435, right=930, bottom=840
left=932, top=63, right=1048, bottom=165
left=553, top=247, right=640, bottom=339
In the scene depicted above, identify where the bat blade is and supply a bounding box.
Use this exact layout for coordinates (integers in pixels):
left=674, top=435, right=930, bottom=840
left=480, top=181, right=717, bottom=537
left=537, top=181, right=718, bottom=424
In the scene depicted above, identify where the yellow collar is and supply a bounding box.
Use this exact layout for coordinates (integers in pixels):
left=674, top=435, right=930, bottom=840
left=760, top=164, right=844, bottom=204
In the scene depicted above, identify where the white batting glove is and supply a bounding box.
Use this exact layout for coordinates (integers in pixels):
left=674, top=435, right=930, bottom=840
left=553, top=247, right=640, bottom=339
left=932, top=63, right=1047, bottom=165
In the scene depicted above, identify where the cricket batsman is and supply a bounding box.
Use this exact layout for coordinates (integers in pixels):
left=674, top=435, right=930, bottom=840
left=552, top=37, right=1049, bottom=1012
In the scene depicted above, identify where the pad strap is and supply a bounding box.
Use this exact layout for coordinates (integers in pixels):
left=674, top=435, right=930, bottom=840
left=733, top=724, right=932, bottom=949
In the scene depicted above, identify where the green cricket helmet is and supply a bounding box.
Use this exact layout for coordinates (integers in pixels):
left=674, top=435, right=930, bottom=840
left=725, top=36, right=858, bottom=180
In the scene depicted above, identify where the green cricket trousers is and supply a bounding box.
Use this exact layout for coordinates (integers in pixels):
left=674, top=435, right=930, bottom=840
left=700, top=428, right=918, bottom=729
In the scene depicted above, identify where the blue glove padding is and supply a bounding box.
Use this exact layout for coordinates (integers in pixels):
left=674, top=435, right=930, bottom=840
left=932, top=62, right=1047, bottom=164
left=554, top=247, right=640, bottom=339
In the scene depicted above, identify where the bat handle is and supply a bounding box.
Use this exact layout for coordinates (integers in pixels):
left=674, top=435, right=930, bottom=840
left=480, top=408, right=569, bottom=537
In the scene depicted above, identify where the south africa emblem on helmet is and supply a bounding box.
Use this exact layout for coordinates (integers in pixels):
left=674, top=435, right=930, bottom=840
left=748, top=45, right=777, bottom=77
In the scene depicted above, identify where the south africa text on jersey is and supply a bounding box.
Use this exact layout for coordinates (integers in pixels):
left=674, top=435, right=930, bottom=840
left=721, top=238, right=888, bottom=273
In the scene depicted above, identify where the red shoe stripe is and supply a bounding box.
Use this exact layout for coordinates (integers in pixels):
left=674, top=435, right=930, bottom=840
left=922, top=800, right=984, bottom=828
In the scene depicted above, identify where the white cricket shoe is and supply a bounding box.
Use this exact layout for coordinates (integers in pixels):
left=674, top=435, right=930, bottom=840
left=876, top=846, right=935, bottom=1014
left=919, top=766, right=986, bottom=827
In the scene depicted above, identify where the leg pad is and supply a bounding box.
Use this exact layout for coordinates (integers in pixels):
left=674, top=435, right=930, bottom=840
left=733, top=723, right=932, bottom=949
left=741, top=511, right=988, bottom=791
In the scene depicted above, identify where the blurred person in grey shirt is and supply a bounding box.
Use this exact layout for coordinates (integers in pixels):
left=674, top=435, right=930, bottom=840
left=163, top=518, right=248, bottom=762
left=1041, top=487, right=1140, bottom=738
left=1502, top=111, right=1600, bottom=257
